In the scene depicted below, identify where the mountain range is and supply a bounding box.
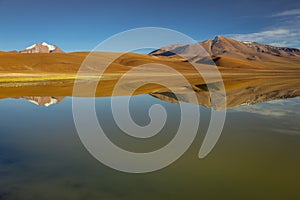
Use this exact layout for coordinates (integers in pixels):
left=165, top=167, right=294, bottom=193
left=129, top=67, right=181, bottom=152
left=150, top=36, right=300, bottom=59
left=150, top=36, right=300, bottom=69
left=0, top=36, right=299, bottom=74
left=5, top=36, right=300, bottom=65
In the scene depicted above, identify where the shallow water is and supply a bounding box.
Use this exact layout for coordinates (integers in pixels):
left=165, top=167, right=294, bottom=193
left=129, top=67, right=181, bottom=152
left=0, top=95, right=299, bottom=200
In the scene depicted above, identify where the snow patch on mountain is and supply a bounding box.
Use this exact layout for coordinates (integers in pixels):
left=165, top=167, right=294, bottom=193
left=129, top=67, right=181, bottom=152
left=242, top=41, right=253, bottom=44
left=41, top=42, right=56, bottom=51
left=44, top=98, right=58, bottom=107
left=26, top=44, right=37, bottom=50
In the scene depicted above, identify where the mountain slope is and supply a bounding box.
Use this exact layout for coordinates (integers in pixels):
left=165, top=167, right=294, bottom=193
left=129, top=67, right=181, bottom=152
left=150, top=36, right=300, bottom=64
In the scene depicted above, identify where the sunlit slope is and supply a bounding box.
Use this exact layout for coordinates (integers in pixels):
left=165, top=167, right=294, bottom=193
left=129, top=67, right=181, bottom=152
left=0, top=52, right=88, bottom=73
left=212, top=56, right=300, bottom=70
left=0, top=52, right=199, bottom=73
left=1, top=52, right=300, bottom=75
left=150, top=35, right=300, bottom=71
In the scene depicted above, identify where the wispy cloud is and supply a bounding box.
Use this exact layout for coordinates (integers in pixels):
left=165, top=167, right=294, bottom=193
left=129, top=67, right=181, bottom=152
left=230, top=97, right=300, bottom=117
left=226, top=8, right=300, bottom=48
left=272, top=8, right=300, bottom=17
left=227, top=28, right=300, bottom=48
left=230, top=97, right=300, bottom=136
left=228, top=29, right=290, bottom=41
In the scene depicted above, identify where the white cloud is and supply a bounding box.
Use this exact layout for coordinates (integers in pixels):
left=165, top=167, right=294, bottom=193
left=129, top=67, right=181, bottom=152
left=226, top=28, right=300, bottom=48
left=230, top=97, right=300, bottom=117
left=229, top=97, right=300, bottom=136
left=231, top=105, right=291, bottom=117
left=228, top=29, right=289, bottom=41
left=226, top=8, right=300, bottom=48
left=273, top=8, right=300, bottom=17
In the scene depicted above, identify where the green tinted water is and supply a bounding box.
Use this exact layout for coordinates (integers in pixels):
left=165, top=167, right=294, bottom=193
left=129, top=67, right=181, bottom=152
left=0, top=95, right=299, bottom=200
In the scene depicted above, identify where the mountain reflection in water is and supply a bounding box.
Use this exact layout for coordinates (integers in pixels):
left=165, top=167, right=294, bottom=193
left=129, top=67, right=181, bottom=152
left=4, top=76, right=299, bottom=109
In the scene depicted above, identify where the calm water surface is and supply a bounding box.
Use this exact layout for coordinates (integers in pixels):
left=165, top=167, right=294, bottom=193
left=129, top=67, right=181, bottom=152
left=0, top=95, right=299, bottom=200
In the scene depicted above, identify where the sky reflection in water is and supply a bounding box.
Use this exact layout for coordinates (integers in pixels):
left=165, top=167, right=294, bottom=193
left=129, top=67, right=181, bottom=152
left=0, top=95, right=299, bottom=200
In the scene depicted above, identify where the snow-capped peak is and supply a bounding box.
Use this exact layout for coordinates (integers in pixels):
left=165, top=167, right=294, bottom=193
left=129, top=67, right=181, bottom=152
left=41, top=42, right=56, bottom=51
left=21, top=42, right=63, bottom=53
left=25, top=42, right=56, bottom=51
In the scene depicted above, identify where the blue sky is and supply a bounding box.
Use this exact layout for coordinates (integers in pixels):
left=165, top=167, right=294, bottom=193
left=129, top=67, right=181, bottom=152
left=0, top=0, right=299, bottom=52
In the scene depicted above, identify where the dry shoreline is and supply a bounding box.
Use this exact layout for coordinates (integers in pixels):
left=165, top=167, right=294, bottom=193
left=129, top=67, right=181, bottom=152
left=0, top=71, right=299, bottom=86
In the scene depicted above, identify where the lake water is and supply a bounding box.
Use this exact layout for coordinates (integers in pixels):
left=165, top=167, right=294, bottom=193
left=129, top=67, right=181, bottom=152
left=0, top=94, right=299, bottom=199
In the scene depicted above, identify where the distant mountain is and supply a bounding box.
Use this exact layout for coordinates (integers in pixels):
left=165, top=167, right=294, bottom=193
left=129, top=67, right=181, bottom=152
left=20, top=42, right=64, bottom=53
left=150, top=36, right=300, bottom=63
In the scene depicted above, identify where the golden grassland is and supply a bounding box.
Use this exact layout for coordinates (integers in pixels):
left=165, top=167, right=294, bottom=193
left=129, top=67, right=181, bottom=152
left=1, top=52, right=300, bottom=74
left=0, top=52, right=299, bottom=104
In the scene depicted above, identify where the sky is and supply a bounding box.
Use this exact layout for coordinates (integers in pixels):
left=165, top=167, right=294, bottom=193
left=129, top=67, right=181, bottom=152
left=0, top=0, right=299, bottom=52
